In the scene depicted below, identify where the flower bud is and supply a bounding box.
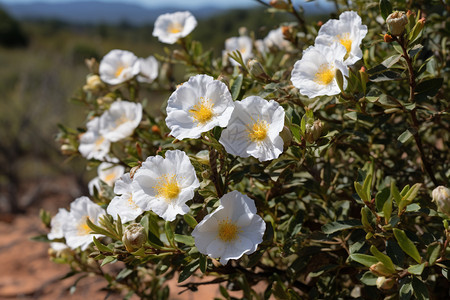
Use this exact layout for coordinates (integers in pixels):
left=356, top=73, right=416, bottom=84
left=61, top=144, right=76, bottom=155
left=317, top=21, right=323, bottom=27
left=195, top=150, right=210, bottom=166
left=386, top=11, right=408, bottom=36
left=269, top=0, right=289, bottom=10
left=247, top=59, right=270, bottom=82
left=281, top=25, right=293, bottom=41
left=83, top=74, right=104, bottom=92
left=279, top=126, right=293, bottom=149
left=384, top=34, right=394, bottom=43
left=370, top=262, right=395, bottom=277
left=122, top=223, right=147, bottom=252
left=238, top=27, right=248, bottom=37
left=376, top=276, right=396, bottom=290
left=305, top=120, right=323, bottom=144
left=151, top=124, right=161, bottom=134
left=432, top=186, right=450, bottom=216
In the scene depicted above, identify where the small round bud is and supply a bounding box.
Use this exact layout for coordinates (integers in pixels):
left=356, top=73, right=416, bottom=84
left=317, top=21, right=323, bottom=27
left=406, top=10, right=415, bottom=18
left=432, top=186, right=450, bottom=216
left=305, top=120, right=323, bottom=144
left=247, top=59, right=270, bottom=82
left=61, top=144, right=76, bottom=155
left=238, top=27, right=248, bottom=37
left=384, top=33, right=394, bottom=43
left=151, top=124, right=161, bottom=134
left=195, top=150, right=210, bottom=166
left=386, top=11, right=408, bottom=36
left=279, top=126, right=293, bottom=148
left=83, top=74, right=104, bottom=92
left=122, top=223, right=147, bottom=252
left=370, top=262, right=394, bottom=277
left=418, top=17, right=426, bottom=25
left=376, top=276, right=396, bottom=290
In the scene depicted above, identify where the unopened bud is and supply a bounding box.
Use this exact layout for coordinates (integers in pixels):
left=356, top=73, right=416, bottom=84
left=61, top=144, right=75, bottom=155
left=85, top=58, right=99, bottom=73
left=406, top=10, right=415, bottom=18
left=359, top=66, right=369, bottom=84
left=432, top=186, right=450, bottom=216
left=384, top=33, right=394, bottom=43
left=151, top=124, right=161, bottom=134
left=305, top=120, right=323, bottom=144
left=281, top=25, right=292, bottom=40
left=247, top=59, right=270, bottom=81
left=376, top=276, right=395, bottom=290
left=418, top=17, right=425, bottom=25
left=317, top=21, right=323, bottom=27
left=122, top=223, right=147, bottom=252
left=269, top=0, right=289, bottom=10
left=195, top=150, right=210, bottom=166
left=279, top=126, right=292, bottom=148
left=83, top=74, right=104, bottom=92
left=370, top=262, right=395, bottom=277
left=386, top=11, right=408, bottom=36
left=238, top=27, right=248, bottom=37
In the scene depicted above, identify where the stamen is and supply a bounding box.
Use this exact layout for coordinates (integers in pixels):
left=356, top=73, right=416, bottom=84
left=168, top=22, right=182, bottom=34
left=189, top=97, right=214, bottom=124
left=314, top=64, right=335, bottom=85
left=77, top=216, right=92, bottom=235
left=153, top=174, right=180, bottom=202
left=248, top=119, right=269, bottom=142
left=338, top=33, right=352, bottom=54
left=218, top=217, right=241, bottom=242
left=115, top=66, right=125, bottom=78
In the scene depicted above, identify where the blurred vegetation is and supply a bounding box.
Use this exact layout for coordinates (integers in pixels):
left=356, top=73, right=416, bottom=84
left=0, top=6, right=327, bottom=213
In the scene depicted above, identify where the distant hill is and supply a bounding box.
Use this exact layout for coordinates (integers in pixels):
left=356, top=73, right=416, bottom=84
left=0, top=1, right=227, bottom=25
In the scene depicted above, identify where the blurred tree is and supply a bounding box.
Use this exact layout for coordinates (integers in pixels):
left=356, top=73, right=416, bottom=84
left=0, top=8, right=29, bottom=48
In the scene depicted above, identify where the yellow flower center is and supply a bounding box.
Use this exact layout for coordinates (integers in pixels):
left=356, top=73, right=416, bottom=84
left=115, top=66, right=125, bottom=78
left=153, top=174, right=180, bottom=202
left=94, top=136, right=105, bottom=149
left=77, top=217, right=92, bottom=236
left=248, top=119, right=269, bottom=142
left=115, top=115, right=129, bottom=127
left=338, top=33, right=352, bottom=54
left=103, top=173, right=117, bottom=185
left=189, top=98, right=214, bottom=124
left=314, top=64, right=335, bottom=85
left=127, top=195, right=139, bottom=209
left=168, top=22, right=182, bottom=34
left=218, top=218, right=241, bottom=242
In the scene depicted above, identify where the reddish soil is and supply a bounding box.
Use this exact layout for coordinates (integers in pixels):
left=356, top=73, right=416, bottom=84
left=0, top=177, right=262, bottom=299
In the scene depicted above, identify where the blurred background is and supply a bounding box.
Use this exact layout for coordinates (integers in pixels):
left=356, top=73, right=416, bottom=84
left=0, top=1, right=331, bottom=298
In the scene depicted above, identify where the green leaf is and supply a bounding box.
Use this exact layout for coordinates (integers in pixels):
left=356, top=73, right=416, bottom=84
left=415, top=78, right=443, bottom=102
left=370, top=245, right=396, bottom=273
left=349, top=254, right=379, bottom=267
left=375, top=187, right=390, bottom=212
left=408, top=263, right=426, bottom=275
left=30, top=234, right=51, bottom=243
left=382, top=194, right=393, bottom=224
left=199, top=255, right=207, bottom=273
left=379, top=0, right=392, bottom=21
left=412, top=277, right=429, bottom=300
left=290, top=123, right=302, bottom=143
left=399, top=282, right=413, bottom=300
left=426, top=242, right=441, bottom=266
left=86, top=217, right=117, bottom=240
left=183, top=214, right=198, bottom=229
left=393, top=228, right=421, bottom=263
left=231, top=74, right=243, bottom=100
left=362, top=174, right=372, bottom=202
left=321, top=220, right=362, bottom=234
left=178, top=258, right=200, bottom=283
left=359, top=271, right=378, bottom=286
left=403, top=183, right=421, bottom=203
left=355, top=182, right=369, bottom=202
left=93, top=237, right=112, bottom=253
left=174, top=234, right=195, bottom=246
left=101, top=256, right=117, bottom=267
left=398, top=129, right=414, bottom=144
left=387, top=240, right=405, bottom=266
left=391, top=181, right=402, bottom=206
left=116, top=268, right=133, bottom=281
left=361, top=206, right=373, bottom=232
left=164, top=221, right=176, bottom=248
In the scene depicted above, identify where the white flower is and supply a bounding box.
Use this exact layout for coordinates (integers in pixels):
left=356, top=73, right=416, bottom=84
left=219, top=96, right=285, bottom=162
left=132, top=150, right=200, bottom=221
left=260, top=27, right=292, bottom=54
left=165, top=74, right=234, bottom=140
left=432, top=186, right=450, bottom=216
left=192, top=190, right=266, bottom=265
left=99, top=100, right=142, bottom=142
left=88, top=162, right=125, bottom=196
left=152, top=11, right=197, bottom=44
left=79, top=117, right=111, bottom=161
left=63, top=196, right=105, bottom=250
left=290, top=43, right=349, bottom=98
left=224, top=36, right=253, bottom=66
left=314, top=11, right=367, bottom=66
left=99, top=49, right=140, bottom=85
left=48, top=208, right=70, bottom=251
left=107, top=173, right=143, bottom=223
left=137, top=56, right=159, bottom=84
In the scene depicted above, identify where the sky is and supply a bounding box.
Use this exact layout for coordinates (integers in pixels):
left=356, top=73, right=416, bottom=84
left=0, top=0, right=258, bottom=9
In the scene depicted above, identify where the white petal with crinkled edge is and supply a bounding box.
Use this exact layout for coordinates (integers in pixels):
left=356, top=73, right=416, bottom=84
left=63, top=196, right=105, bottom=251
left=291, top=43, right=349, bottom=98
left=315, top=11, right=367, bottom=66
left=219, top=96, right=285, bottom=162
left=48, top=208, right=70, bottom=240
left=152, top=11, right=197, bottom=44
left=192, top=191, right=266, bottom=265
left=137, top=56, right=159, bottom=83
left=99, top=49, right=140, bottom=85
left=224, top=36, right=253, bottom=66
left=132, top=150, right=200, bottom=221
left=99, top=100, right=142, bottom=142
left=78, top=117, right=111, bottom=160
left=166, top=74, right=234, bottom=140
left=107, top=173, right=143, bottom=223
